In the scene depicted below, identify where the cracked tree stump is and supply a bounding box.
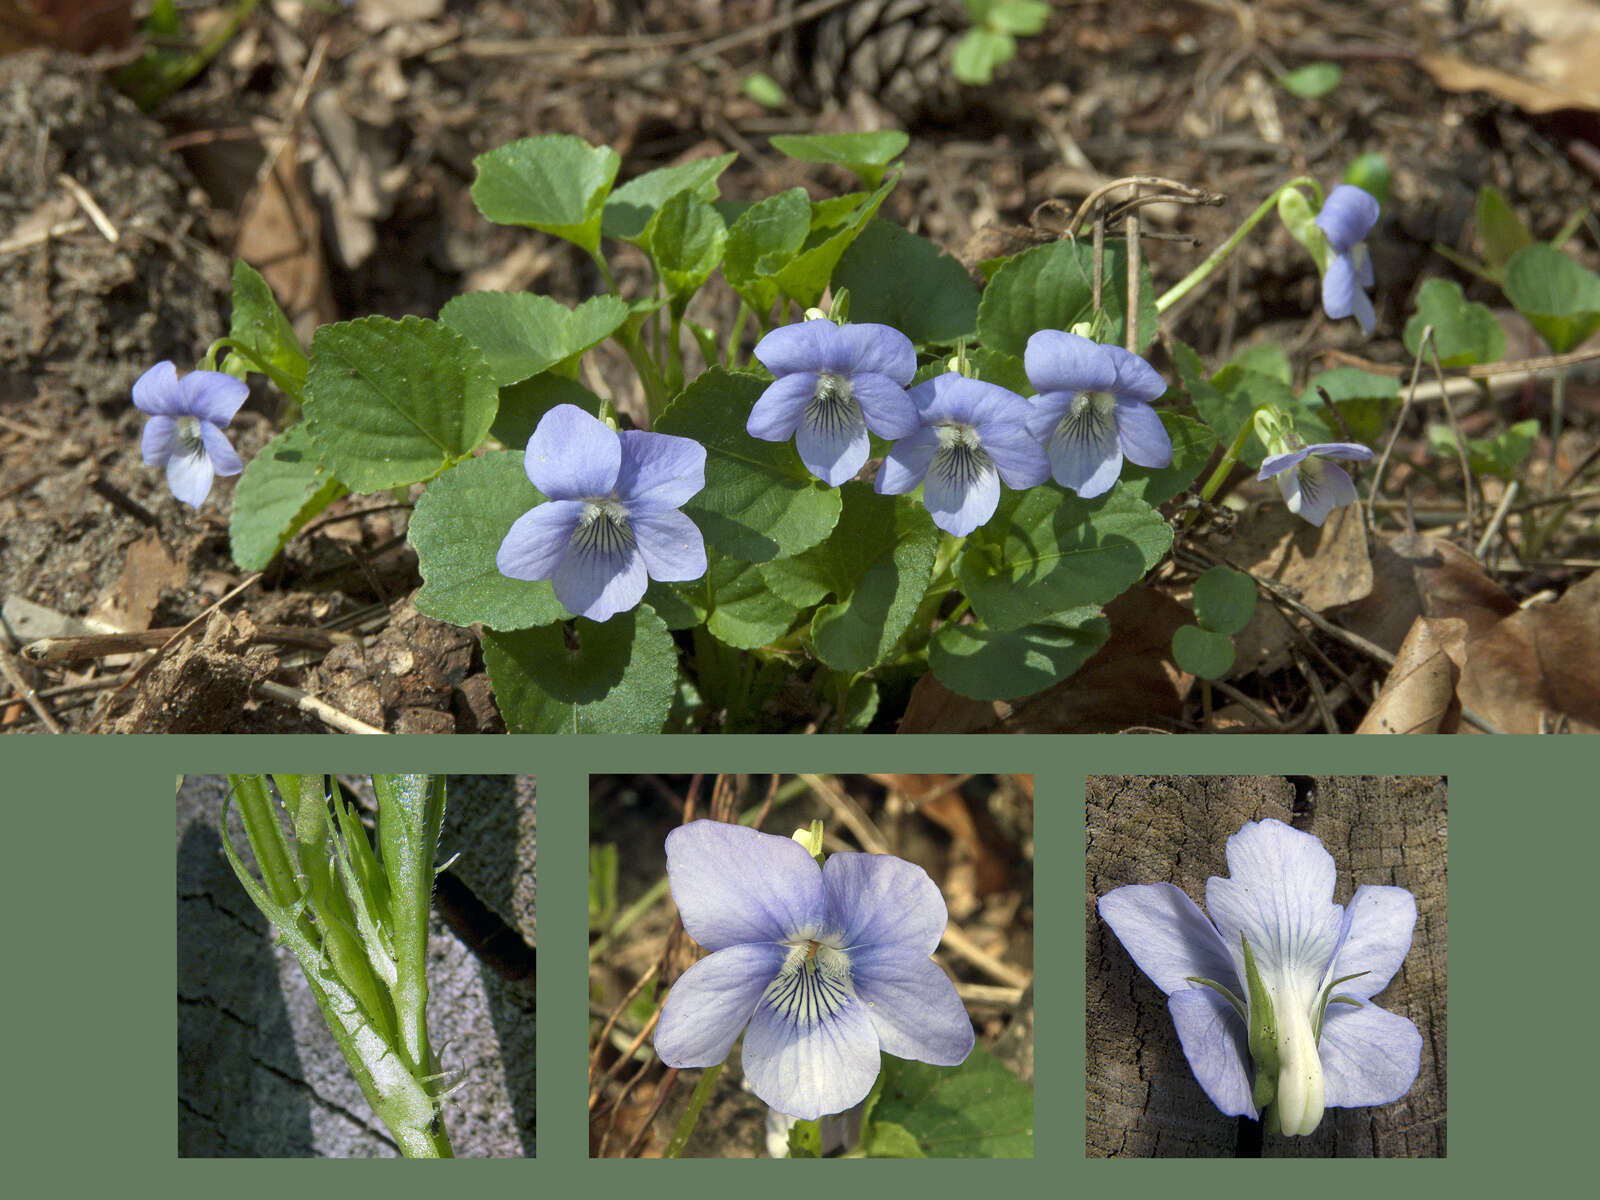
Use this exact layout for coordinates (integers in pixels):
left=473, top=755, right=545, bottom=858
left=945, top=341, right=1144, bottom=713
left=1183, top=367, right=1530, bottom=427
left=177, top=776, right=536, bottom=1157
left=1086, top=776, right=1446, bottom=1158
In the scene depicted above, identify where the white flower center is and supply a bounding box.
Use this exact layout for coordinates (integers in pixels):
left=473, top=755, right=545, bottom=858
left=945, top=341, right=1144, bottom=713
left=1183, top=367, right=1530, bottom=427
left=176, top=415, right=206, bottom=460
left=933, top=422, right=991, bottom=486
left=572, top=498, right=635, bottom=558
left=1054, top=392, right=1116, bottom=448
left=805, top=372, right=857, bottom=436
left=1269, top=973, right=1326, bottom=1135
left=761, top=935, right=853, bottom=1031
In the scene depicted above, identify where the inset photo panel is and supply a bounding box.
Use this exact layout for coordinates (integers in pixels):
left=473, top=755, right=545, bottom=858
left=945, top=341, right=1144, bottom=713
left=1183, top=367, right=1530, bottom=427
left=589, top=773, right=1034, bottom=1158
left=177, top=774, right=536, bottom=1157
left=1086, top=775, right=1445, bottom=1158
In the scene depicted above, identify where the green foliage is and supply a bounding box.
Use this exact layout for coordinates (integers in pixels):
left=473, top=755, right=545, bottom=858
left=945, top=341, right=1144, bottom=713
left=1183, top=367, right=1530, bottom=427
left=1175, top=340, right=1331, bottom=468
left=1404, top=278, right=1506, bottom=366
left=482, top=607, right=678, bottom=733
left=978, top=239, right=1159, bottom=359
left=1172, top=624, right=1235, bottom=679
left=229, top=424, right=346, bottom=570
left=871, top=1044, right=1034, bottom=1157
left=602, top=153, right=737, bottom=243
left=491, top=374, right=601, bottom=451
left=1342, top=154, right=1391, bottom=208
left=769, top=131, right=909, bottom=188
left=1279, top=62, right=1342, bottom=98
left=589, top=843, right=619, bottom=924
left=439, top=293, right=629, bottom=386
left=701, top=554, right=806, bottom=650
left=1475, top=186, right=1533, bottom=277
left=931, top=609, right=1109, bottom=701
left=304, top=316, right=498, bottom=491
left=1502, top=243, right=1600, bottom=353
left=742, top=72, right=788, bottom=108
left=656, top=369, right=842, bottom=562
left=1118, top=414, right=1217, bottom=506
left=223, top=260, right=306, bottom=392
left=408, top=451, right=567, bottom=631
left=953, top=1, right=1049, bottom=84
left=833, top=220, right=981, bottom=344
left=470, top=134, right=621, bottom=254
left=1191, top=565, right=1257, bottom=635
left=1427, top=418, right=1540, bottom=480
left=647, top=193, right=729, bottom=308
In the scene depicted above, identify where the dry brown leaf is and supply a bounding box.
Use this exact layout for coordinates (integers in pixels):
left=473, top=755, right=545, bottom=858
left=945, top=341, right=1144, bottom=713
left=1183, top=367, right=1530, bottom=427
left=1457, top=573, right=1600, bottom=733
left=1355, top=617, right=1467, bottom=734
left=1419, top=51, right=1600, bottom=114
left=0, top=0, right=131, bottom=53
left=869, top=774, right=1017, bottom=895
left=91, top=527, right=182, bottom=634
left=1338, top=530, right=1518, bottom=652
left=237, top=138, right=338, bottom=338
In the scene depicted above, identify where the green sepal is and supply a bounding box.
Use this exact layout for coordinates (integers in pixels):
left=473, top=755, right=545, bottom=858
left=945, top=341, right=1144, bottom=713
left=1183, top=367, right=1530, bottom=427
left=1277, top=187, right=1321, bottom=268
left=1183, top=975, right=1246, bottom=1022
left=1311, top=969, right=1369, bottom=1040
left=1241, top=933, right=1280, bottom=1110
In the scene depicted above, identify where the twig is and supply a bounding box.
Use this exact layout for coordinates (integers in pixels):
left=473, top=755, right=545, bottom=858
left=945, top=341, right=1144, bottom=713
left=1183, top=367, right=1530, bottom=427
left=56, top=173, right=118, bottom=243
left=255, top=680, right=386, bottom=734
left=800, top=773, right=888, bottom=854
left=1474, top=479, right=1519, bottom=562
left=1124, top=183, right=1142, bottom=353
left=1422, top=328, right=1479, bottom=543
left=0, top=644, right=61, bottom=732
left=940, top=921, right=1031, bottom=991
left=956, top=983, right=1027, bottom=1006
left=1321, top=343, right=1600, bottom=379
left=1367, top=331, right=1430, bottom=533
left=23, top=624, right=354, bottom=665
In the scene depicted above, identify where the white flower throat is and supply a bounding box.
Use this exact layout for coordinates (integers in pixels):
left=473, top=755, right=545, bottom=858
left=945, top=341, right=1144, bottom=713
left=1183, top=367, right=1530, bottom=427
left=806, top=372, right=856, bottom=435
left=573, top=498, right=635, bottom=558
left=1055, top=392, right=1116, bottom=446
left=176, top=415, right=206, bottom=460
left=934, top=422, right=991, bottom=484
left=762, top=932, right=852, bottom=1030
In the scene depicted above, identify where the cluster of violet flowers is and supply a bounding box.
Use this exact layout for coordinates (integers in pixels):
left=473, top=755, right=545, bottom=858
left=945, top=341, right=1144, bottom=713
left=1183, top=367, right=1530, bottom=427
left=130, top=182, right=1385, bottom=625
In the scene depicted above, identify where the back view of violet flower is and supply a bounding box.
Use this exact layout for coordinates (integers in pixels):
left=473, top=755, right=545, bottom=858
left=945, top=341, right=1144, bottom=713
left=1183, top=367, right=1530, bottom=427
left=654, top=820, right=974, bottom=1121
left=748, top=318, right=920, bottom=486
left=132, top=361, right=248, bottom=508
left=1316, top=185, right=1380, bottom=334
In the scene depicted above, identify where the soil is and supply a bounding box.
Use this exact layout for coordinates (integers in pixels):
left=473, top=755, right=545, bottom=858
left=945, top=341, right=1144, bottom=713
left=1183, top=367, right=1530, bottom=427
left=2, top=1, right=1596, bottom=732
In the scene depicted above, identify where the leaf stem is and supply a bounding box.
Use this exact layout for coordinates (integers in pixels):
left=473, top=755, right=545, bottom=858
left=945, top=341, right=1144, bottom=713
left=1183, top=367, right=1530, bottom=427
left=1156, top=177, right=1322, bottom=315
left=664, top=1063, right=723, bottom=1157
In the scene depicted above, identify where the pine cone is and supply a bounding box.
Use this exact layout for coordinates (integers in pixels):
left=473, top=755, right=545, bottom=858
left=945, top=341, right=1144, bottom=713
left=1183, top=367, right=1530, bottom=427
left=773, top=0, right=966, bottom=120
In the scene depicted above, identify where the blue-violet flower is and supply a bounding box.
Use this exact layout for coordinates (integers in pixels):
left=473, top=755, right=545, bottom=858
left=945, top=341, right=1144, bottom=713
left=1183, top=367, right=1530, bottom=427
left=132, top=361, right=247, bottom=508
left=1098, top=818, right=1422, bottom=1136
left=748, top=318, right=920, bottom=486
left=654, top=819, right=975, bottom=1121
left=1316, top=185, right=1380, bottom=335
left=875, top=372, right=1049, bottom=535
left=1023, top=330, right=1173, bottom=497
left=1258, top=441, right=1374, bottom=527
left=496, top=404, right=707, bottom=622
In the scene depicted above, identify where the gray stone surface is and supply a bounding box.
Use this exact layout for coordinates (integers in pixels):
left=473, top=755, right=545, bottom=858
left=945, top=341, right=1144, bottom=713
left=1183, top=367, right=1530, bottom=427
left=1086, top=776, right=1446, bottom=1158
left=177, top=775, right=535, bottom=1157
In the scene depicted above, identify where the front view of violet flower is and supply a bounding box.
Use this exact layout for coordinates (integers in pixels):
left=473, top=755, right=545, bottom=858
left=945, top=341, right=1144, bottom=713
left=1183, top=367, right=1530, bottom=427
left=1316, top=185, right=1380, bottom=334
left=132, top=361, right=248, bottom=508
left=1258, top=441, right=1374, bottom=527
left=1098, top=818, right=1422, bottom=1136
left=496, top=404, right=707, bottom=622
left=1023, top=330, right=1173, bottom=498
left=748, top=318, right=920, bottom=486
left=875, top=373, right=1049, bottom=536
left=654, top=819, right=974, bottom=1121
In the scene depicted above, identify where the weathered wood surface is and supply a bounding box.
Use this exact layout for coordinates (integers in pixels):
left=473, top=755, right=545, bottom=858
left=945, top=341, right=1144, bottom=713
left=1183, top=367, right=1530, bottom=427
left=1086, top=776, right=1446, bottom=1158
left=177, top=775, right=536, bottom=1157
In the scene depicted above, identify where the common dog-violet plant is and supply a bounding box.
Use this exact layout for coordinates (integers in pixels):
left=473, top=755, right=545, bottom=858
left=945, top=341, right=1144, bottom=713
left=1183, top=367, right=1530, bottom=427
left=220, top=774, right=454, bottom=1157
left=1098, top=818, right=1422, bottom=1136
left=654, top=818, right=974, bottom=1123
left=144, top=131, right=1421, bottom=732
left=134, top=361, right=247, bottom=507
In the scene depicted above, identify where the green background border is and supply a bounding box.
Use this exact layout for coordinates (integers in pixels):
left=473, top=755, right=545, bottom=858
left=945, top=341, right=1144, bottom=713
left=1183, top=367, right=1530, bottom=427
left=12, top=733, right=1587, bottom=1185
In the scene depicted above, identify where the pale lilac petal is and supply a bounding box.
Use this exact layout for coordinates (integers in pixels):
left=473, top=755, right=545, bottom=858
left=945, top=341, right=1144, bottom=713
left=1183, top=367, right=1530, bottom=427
left=131, top=361, right=183, bottom=415
left=1046, top=406, right=1122, bottom=497
left=1324, top=885, right=1416, bottom=1001
left=181, top=371, right=249, bottom=425
left=981, top=420, right=1051, bottom=489
left=822, top=852, right=947, bottom=956
left=848, top=945, right=973, bottom=1065
left=742, top=987, right=881, bottom=1120
left=1024, top=392, right=1071, bottom=443
left=755, top=319, right=848, bottom=375
left=850, top=373, right=920, bottom=439
left=875, top=427, right=937, bottom=494
left=1322, top=253, right=1357, bottom=321
left=1098, top=882, right=1239, bottom=997
left=141, top=414, right=178, bottom=465
left=797, top=401, right=869, bottom=485
left=747, top=373, right=817, bottom=441
left=1113, top=400, right=1173, bottom=469
left=166, top=448, right=214, bottom=508
left=629, top=504, right=707, bottom=581
left=525, top=404, right=620, bottom=498
left=923, top=451, right=999, bottom=536
left=1205, top=820, right=1344, bottom=992
left=1167, top=989, right=1256, bottom=1118
left=1258, top=448, right=1312, bottom=481
left=1315, top=185, right=1379, bottom=251
left=664, top=821, right=827, bottom=951
left=1023, top=330, right=1116, bottom=395
left=550, top=537, right=647, bottom=622
left=615, top=429, right=704, bottom=507
left=1353, top=244, right=1375, bottom=289
left=1282, top=459, right=1357, bottom=526
left=1101, top=344, right=1168, bottom=404
left=199, top=422, right=243, bottom=477
left=1351, top=284, right=1376, bottom=335
left=1301, top=442, right=1374, bottom=462
left=655, top=942, right=788, bottom=1067
left=832, top=323, right=915, bottom=382
left=496, top=500, right=584, bottom=581
left=1316, top=1002, right=1422, bottom=1109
